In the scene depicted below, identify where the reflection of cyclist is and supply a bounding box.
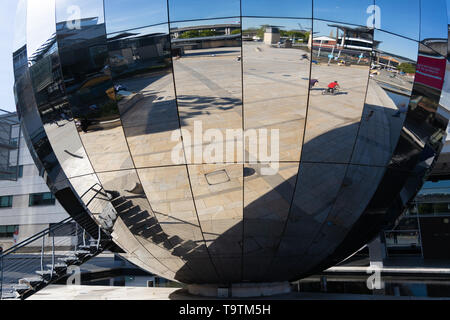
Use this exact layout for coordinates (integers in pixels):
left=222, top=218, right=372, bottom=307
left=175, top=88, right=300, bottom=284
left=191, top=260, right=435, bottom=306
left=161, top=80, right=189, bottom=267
left=301, top=53, right=309, bottom=61
left=310, top=79, right=319, bottom=89
left=327, top=81, right=340, bottom=94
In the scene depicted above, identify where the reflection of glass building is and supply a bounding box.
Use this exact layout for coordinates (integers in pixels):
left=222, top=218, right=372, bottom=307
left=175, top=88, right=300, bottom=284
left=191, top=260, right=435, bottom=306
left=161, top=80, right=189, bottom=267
left=13, top=0, right=449, bottom=296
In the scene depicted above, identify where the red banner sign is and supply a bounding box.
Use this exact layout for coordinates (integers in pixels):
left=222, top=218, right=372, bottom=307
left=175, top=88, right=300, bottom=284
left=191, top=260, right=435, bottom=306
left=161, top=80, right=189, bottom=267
left=415, top=54, right=446, bottom=91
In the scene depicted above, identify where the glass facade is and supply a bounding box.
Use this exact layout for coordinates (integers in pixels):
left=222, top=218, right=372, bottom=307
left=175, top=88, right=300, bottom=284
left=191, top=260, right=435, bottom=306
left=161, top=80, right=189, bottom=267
left=13, top=0, right=449, bottom=284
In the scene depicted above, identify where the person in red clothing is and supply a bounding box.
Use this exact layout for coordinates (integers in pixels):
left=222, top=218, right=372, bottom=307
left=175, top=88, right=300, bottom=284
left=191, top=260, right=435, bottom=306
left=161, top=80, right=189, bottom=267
left=327, top=81, right=340, bottom=94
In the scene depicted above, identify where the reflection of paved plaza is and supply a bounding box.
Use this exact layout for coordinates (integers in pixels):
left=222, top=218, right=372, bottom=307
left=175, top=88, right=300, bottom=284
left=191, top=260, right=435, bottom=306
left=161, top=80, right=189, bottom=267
left=44, top=43, right=408, bottom=283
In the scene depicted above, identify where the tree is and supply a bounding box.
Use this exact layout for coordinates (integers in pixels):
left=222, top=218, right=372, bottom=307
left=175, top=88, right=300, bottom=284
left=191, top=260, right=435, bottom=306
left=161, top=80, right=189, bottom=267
left=231, top=29, right=241, bottom=35
left=398, top=63, right=416, bottom=74
left=179, top=29, right=218, bottom=39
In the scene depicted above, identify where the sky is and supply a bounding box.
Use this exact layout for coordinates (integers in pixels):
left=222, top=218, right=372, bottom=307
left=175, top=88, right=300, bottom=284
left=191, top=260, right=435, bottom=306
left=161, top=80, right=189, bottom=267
left=0, top=0, right=447, bottom=112
left=0, top=0, right=19, bottom=112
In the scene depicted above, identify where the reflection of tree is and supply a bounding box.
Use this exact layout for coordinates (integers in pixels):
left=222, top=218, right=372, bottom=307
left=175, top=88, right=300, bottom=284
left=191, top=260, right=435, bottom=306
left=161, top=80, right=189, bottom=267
left=179, top=29, right=219, bottom=39
left=398, top=63, right=416, bottom=74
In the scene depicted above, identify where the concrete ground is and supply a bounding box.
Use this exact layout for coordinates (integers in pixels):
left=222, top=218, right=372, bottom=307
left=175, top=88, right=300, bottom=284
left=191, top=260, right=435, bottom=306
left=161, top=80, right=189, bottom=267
left=27, top=284, right=450, bottom=300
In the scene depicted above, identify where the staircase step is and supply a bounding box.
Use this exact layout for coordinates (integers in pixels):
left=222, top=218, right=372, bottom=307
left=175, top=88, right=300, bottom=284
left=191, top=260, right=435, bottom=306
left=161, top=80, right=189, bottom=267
left=58, top=256, right=80, bottom=264
left=46, top=263, right=67, bottom=273
left=13, top=283, right=31, bottom=296
left=111, top=196, right=126, bottom=207
left=19, top=277, right=44, bottom=287
left=1, top=290, right=19, bottom=299
left=114, top=200, right=133, bottom=212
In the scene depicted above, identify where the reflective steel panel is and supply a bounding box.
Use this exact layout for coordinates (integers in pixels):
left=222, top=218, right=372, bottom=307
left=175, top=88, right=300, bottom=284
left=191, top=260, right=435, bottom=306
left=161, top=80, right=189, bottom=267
left=107, top=25, right=183, bottom=168
left=241, top=0, right=312, bottom=18
left=313, top=0, right=374, bottom=27
left=420, top=0, right=448, bottom=57
left=375, top=0, right=420, bottom=40
left=104, top=0, right=168, bottom=34
left=351, top=30, right=418, bottom=166
left=137, top=166, right=219, bottom=283
left=55, top=0, right=134, bottom=173
left=168, top=0, right=240, bottom=22
left=188, top=163, right=243, bottom=282
left=302, top=20, right=372, bottom=163
left=170, top=18, right=243, bottom=164
left=242, top=18, right=310, bottom=162
left=27, top=0, right=95, bottom=179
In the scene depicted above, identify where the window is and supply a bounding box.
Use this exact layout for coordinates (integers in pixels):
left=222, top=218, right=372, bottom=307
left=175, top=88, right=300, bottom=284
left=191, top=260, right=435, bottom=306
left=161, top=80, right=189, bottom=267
left=17, top=166, right=23, bottom=178
left=0, top=225, right=18, bottom=238
left=29, top=192, right=56, bottom=206
left=0, top=196, right=13, bottom=208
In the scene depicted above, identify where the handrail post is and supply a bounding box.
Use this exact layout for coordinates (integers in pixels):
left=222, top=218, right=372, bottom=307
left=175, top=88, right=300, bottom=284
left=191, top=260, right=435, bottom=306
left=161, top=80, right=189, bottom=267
left=0, top=254, right=3, bottom=300
left=51, top=230, right=55, bottom=276
left=40, top=235, right=45, bottom=272
left=83, top=229, right=86, bottom=247
left=97, top=225, right=101, bottom=250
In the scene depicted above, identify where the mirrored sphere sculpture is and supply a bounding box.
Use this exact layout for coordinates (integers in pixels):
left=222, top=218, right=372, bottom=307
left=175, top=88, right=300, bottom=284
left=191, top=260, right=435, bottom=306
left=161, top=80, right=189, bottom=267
left=13, top=0, right=449, bottom=285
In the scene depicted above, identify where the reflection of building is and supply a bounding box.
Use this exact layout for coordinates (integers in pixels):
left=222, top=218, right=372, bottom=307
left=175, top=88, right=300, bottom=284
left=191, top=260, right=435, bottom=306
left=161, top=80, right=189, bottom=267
left=311, top=24, right=376, bottom=52
left=107, top=32, right=171, bottom=78
left=172, top=34, right=241, bottom=51
left=0, top=112, right=69, bottom=251
left=264, top=26, right=281, bottom=45
left=171, top=24, right=240, bottom=39
left=12, top=0, right=449, bottom=299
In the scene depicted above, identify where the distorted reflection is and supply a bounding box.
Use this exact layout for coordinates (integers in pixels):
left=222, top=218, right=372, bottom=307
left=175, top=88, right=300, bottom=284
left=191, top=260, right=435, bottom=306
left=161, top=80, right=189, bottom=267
left=171, top=18, right=243, bottom=164
left=107, top=25, right=183, bottom=168
left=137, top=166, right=220, bottom=283
left=352, top=30, right=418, bottom=166
left=187, top=164, right=243, bottom=282
left=97, top=169, right=206, bottom=283
left=375, top=0, right=420, bottom=40
left=313, top=0, right=373, bottom=27
left=104, top=0, right=168, bottom=34
left=242, top=18, right=310, bottom=162
left=242, top=0, right=312, bottom=18
left=55, top=0, right=133, bottom=172
left=242, top=162, right=299, bottom=281
left=302, top=21, right=372, bottom=163
left=420, top=0, right=448, bottom=56
left=266, top=163, right=348, bottom=278
left=295, top=165, right=386, bottom=275
left=168, top=0, right=240, bottom=22
left=27, top=0, right=94, bottom=178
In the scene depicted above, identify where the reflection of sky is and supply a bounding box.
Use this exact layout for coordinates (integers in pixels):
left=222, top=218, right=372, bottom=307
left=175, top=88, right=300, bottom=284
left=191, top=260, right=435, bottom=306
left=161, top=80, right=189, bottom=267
left=242, top=0, right=311, bottom=18
left=1, top=0, right=20, bottom=112
left=375, top=30, right=418, bottom=62
left=314, top=0, right=373, bottom=27
left=105, top=0, right=167, bottom=34
left=242, top=18, right=311, bottom=32
left=170, top=18, right=241, bottom=30
left=107, top=24, right=169, bottom=39
left=55, top=0, right=104, bottom=23
left=169, top=0, right=240, bottom=21
left=375, top=0, right=420, bottom=40
left=420, top=0, right=448, bottom=41
left=27, top=0, right=55, bottom=59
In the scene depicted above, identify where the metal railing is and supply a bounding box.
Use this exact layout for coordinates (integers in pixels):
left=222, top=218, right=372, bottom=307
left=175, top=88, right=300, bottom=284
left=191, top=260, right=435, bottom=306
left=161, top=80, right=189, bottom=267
left=0, top=214, right=106, bottom=300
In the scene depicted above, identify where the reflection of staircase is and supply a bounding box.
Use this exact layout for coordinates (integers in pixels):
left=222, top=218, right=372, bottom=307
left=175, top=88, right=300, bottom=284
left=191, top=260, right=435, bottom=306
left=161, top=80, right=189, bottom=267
left=108, top=190, right=203, bottom=260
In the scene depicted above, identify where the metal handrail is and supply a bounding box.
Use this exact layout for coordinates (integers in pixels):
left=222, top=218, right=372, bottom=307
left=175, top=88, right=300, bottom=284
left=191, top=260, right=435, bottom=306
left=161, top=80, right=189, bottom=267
left=0, top=217, right=73, bottom=257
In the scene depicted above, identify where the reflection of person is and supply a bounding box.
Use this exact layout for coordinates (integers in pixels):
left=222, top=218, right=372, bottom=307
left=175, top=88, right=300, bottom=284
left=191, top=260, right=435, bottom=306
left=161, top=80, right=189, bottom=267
left=327, top=81, right=340, bottom=94
left=301, top=53, right=309, bottom=61
left=310, top=79, right=319, bottom=89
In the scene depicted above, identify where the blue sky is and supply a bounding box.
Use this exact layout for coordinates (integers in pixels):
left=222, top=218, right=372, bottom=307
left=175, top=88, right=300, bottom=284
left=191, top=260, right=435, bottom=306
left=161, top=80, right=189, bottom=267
left=0, top=0, right=447, bottom=112
left=0, top=0, right=19, bottom=112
